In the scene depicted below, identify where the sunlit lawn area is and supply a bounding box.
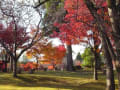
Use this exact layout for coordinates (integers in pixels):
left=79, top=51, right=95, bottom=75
left=0, top=70, right=118, bottom=90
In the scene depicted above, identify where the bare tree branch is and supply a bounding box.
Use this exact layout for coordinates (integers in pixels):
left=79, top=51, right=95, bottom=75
left=34, top=0, right=50, bottom=8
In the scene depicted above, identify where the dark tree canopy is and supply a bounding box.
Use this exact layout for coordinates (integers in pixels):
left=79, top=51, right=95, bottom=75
left=76, top=52, right=83, bottom=62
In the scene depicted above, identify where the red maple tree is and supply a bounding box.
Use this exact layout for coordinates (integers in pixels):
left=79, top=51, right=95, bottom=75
left=52, top=0, right=111, bottom=72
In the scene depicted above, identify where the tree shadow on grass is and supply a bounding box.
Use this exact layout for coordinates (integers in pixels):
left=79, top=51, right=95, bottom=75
left=17, top=76, right=68, bottom=86
left=14, top=76, right=106, bottom=90
left=0, top=75, right=106, bottom=90
left=1, top=71, right=115, bottom=90
left=17, top=76, right=66, bottom=84
left=35, top=71, right=94, bottom=79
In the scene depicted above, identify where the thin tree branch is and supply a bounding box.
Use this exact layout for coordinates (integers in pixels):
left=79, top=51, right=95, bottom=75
left=34, top=0, right=50, bottom=8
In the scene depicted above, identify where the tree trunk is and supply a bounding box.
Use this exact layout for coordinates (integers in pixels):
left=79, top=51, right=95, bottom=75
left=116, top=68, right=120, bottom=90
left=101, top=34, right=115, bottom=90
left=36, top=58, right=39, bottom=71
left=94, top=59, right=98, bottom=80
left=93, top=51, right=98, bottom=80
left=4, top=54, right=8, bottom=72
left=4, top=61, right=7, bottom=72
left=53, top=64, right=56, bottom=71
left=107, top=1, right=120, bottom=88
left=66, top=45, right=74, bottom=71
left=13, top=59, right=17, bottom=77
left=118, top=72, right=120, bottom=90
left=10, top=57, right=13, bottom=72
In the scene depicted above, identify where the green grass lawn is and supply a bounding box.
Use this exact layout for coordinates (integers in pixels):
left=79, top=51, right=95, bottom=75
left=0, top=71, right=118, bottom=90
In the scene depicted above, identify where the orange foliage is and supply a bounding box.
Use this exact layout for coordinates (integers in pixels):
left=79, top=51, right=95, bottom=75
left=26, top=40, right=66, bottom=65
left=26, top=38, right=48, bottom=59
left=41, top=43, right=66, bottom=65
left=20, top=62, right=38, bottom=71
left=48, top=65, right=54, bottom=70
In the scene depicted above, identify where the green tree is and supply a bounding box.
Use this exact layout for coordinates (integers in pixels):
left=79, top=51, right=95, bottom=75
left=42, top=0, right=65, bottom=33
left=81, top=47, right=94, bottom=68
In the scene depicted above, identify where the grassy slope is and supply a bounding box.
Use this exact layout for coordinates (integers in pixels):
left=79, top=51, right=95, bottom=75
left=0, top=71, right=118, bottom=90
